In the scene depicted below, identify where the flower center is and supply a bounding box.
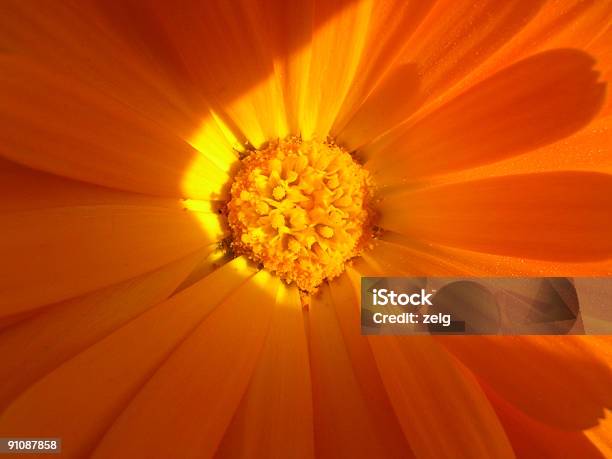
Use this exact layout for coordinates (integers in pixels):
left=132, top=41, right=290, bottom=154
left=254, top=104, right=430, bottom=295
left=227, top=137, right=374, bottom=294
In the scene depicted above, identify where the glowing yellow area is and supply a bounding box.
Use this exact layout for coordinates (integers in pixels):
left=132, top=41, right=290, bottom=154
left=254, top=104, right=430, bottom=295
left=182, top=111, right=241, bottom=201
left=228, top=138, right=374, bottom=293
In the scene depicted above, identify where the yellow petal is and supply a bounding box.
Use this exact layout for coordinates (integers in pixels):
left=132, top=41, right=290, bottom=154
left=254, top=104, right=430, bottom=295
left=187, top=111, right=241, bottom=174
left=91, top=270, right=277, bottom=459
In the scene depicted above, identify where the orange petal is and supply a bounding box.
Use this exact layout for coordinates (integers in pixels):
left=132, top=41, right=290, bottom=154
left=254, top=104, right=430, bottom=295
left=0, top=202, right=223, bottom=316
left=416, top=114, right=612, bottom=186
left=0, top=56, right=228, bottom=199
left=365, top=236, right=612, bottom=276
left=484, top=383, right=605, bottom=459
left=0, top=248, right=209, bottom=409
left=0, top=157, right=188, bottom=213
left=0, top=159, right=225, bottom=316
left=361, top=239, right=475, bottom=276
left=437, top=336, right=612, bottom=430
left=337, top=0, right=544, bottom=149
left=146, top=0, right=289, bottom=146
left=353, top=258, right=514, bottom=458
left=308, top=283, right=408, bottom=458
left=259, top=0, right=313, bottom=136
left=0, top=0, right=205, bottom=140
left=584, top=408, right=612, bottom=458
left=586, top=337, right=612, bottom=423
left=0, top=257, right=257, bottom=458
left=352, top=1, right=611, bottom=150
left=366, top=49, right=605, bottom=183
left=330, top=272, right=415, bottom=456
left=279, top=0, right=373, bottom=140
left=216, top=283, right=314, bottom=458
left=447, top=1, right=612, bottom=112
left=91, top=270, right=277, bottom=459
left=173, top=246, right=233, bottom=294
left=588, top=26, right=612, bottom=116
left=589, top=337, right=612, bottom=367
left=0, top=311, right=36, bottom=333
left=369, top=337, right=515, bottom=458
left=330, top=0, right=435, bottom=137
left=379, top=172, right=612, bottom=262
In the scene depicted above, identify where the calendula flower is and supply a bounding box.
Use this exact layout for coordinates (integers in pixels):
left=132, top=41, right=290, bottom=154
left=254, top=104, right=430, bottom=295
left=0, top=0, right=611, bottom=457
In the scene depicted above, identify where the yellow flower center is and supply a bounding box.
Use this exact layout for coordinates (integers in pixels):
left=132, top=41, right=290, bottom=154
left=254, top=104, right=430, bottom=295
left=227, top=138, right=374, bottom=294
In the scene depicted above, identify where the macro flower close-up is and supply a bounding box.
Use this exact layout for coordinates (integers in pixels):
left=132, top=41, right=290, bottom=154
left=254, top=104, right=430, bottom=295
left=0, top=0, right=611, bottom=457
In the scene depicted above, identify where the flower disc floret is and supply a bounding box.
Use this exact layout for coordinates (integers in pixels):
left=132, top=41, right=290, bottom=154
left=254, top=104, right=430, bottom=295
left=228, top=138, right=374, bottom=293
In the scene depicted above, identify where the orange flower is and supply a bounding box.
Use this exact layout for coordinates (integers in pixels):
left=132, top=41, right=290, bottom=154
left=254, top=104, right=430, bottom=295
left=0, top=1, right=611, bottom=457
